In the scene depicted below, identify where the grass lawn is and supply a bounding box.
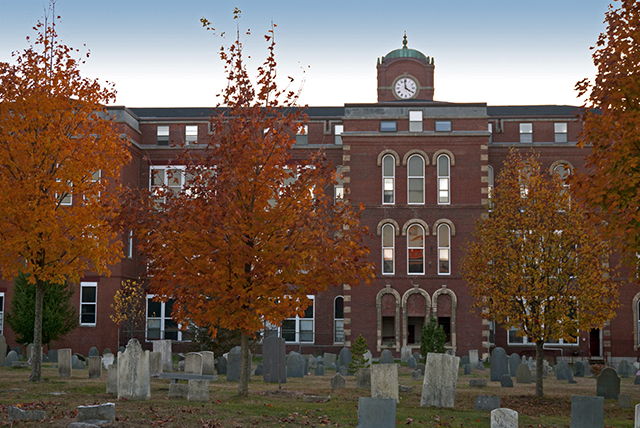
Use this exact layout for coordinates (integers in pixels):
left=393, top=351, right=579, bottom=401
left=0, top=361, right=637, bottom=427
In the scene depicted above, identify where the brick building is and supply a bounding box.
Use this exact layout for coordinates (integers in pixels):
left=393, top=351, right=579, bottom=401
left=0, top=36, right=635, bottom=363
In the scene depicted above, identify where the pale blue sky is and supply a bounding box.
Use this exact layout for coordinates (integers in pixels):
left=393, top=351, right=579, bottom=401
left=0, top=0, right=610, bottom=107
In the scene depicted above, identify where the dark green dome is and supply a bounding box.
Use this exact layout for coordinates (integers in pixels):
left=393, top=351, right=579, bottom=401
left=379, top=33, right=433, bottom=64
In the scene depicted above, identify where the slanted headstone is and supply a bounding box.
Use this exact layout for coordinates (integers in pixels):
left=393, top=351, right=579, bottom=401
left=357, top=397, right=396, bottom=428
left=106, top=365, right=117, bottom=394
left=371, top=363, right=399, bottom=403
left=263, top=336, right=285, bottom=383
left=596, top=367, right=620, bottom=399
left=199, top=351, right=214, bottom=376
left=411, top=369, right=422, bottom=380
left=464, top=364, right=471, bottom=375
left=469, top=350, right=479, bottom=367
left=420, top=353, right=459, bottom=408
left=187, top=379, right=210, bottom=402
left=619, top=394, right=631, bottom=408
left=184, top=352, right=203, bottom=375
left=149, top=352, right=162, bottom=376
left=73, top=355, right=85, bottom=370
left=58, top=348, right=71, bottom=377
left=500, top=374, right=513, bottom=388
left=254, top=364, right=263, bottom=376
left=8, top=406, right=46, bottom=421
left=117, top=338, right=151, bottom=400
left=315, top=364, right=325, bottom=376
left=477, top=361, right=486, bottom=370
left=356, top=367, right=371, bottom=389
left=324, top=352, right=337, bottom=369
left=516, top=364, right=532, bottom=384
left=618, top=360, right=631, bottom=378
left=508, top=354, right=520, bottom=377
left=286, top=352, right=305, bottom=378
left=4, top=350, right=18, bottom=368
left=407, top=356, right=417, bottom=368
left=474, top=395, right=500, bottom=412
left=331, top=373, right=346, bottom=389
left=556, top=361, right=574, bottom=382
left=379, top=349, right=394, bottom=364
left=491, top=408, right=518, bottom=428
left=49, top=349, right=58, bottom=363
left=571, top=395, right=604, bottom=428
left=88, top=356, right=102, bottom=379
left=77, top=403, right=115, bottom=423
left=152, top=340, right=173, bottom=373
left=0, top=335, right=6, bottom=367
left=460, top=355, right=470, bottom=367
left=574, top=361, right=585, bottom=377
left=400, top=347, right=411, bottom=363
left=227, top=346, right=251, bottom=382
left=169, top=383, right=188, bottom=399
left=88, top=346, right=99, bottom=357
left=338, top=347, right=352, bottom=375
left=490, top=347, right=508, bottom=382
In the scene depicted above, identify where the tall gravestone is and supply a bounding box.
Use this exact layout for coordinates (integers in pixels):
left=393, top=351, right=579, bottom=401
left=287, top=352, right=305, bottom=378
left=515, top=364, right=532, bottom=384
left=152, top=340, right=173, bottom=373
left=58, top=348, right=72, bottom=377
left=574, top=361, right=585, bottom=377
left=596, top=367, right=620, bottom=399
left=184, top=352, right=203, bottom=375
left=103, top=353, right=115, bottom=370
left=338, top=347, right=352, bottom=375
left=88, top=346, right=99, bottom=357
left=617, top=360, right=631, bottom=378
left=490, top=347, right=508, bottom=382
left=371, top=363, right=399, bottom=403
left=263, top=336, right=286, bottom=383
left=356, top=367, right=371, bottom=389
left=420, top=353, right=459, bottom=408
left=48, top=349, right=58, bottom=363
left=88, top=356, right=102, bottom=379
left=508, top=354, right=520, bottom=377
left=106, top=364, right=118, bottom=395
left=556, top=361, right=574, bottom=382
left=571, top=395, right=604, bottom=428
left=357, top=397, right=396, bottom=428
left=227, top=346, right=251, bottom=382
left=0, top=335, right=6, bottom=367
left=379, top=349, right=394, bottom=364
left=217, top=356, right=227, bottom=375
left=201, top=351, right=215, bottom=376
left=117, top=339, right=151, bottom=400
left=149, top=351, right=163, bottom=376
left=491, top=408, right=518, bottom=428
left=400, top=347, right=411, bottom=363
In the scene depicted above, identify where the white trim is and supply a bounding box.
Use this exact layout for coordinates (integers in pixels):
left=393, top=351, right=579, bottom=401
left=280, top=295, right=315, bottom=344
left=407, top=224, right=425, bottom=275
left=382, top=223, right=395, bottom=275
left=407, top=154, right=425, bottom=205
left=79, top=281, right=98, bottom=326
left=334, top=296, right=344, bottom=344
left=437, top=154, right=450, bottom=205
left=382, top=154, right=395, bottom=205
left=437, top=223, right=451, bottom=275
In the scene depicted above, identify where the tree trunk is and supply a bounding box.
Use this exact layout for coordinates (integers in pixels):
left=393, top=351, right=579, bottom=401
left=29, top=279, right=44, bottom=382
left=535, top=341, right=544, bottom=397
left=238, top=333, right=249, bottom=397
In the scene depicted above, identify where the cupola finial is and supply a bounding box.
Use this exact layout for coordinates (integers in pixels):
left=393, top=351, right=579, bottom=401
left=402, top=31, right=408, bottom=49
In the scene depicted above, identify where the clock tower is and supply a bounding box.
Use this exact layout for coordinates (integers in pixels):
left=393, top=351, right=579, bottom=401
left=377, top=33, right=435, bottom=102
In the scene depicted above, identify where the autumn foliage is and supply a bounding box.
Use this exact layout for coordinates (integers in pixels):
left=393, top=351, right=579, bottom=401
left=110, top=279, right=146, bottom=341
left=462, top=151, right=617, bottom=397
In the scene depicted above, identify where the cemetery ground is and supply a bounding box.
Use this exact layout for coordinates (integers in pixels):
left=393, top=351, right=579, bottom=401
left=0, top=361, right=638, bottom=427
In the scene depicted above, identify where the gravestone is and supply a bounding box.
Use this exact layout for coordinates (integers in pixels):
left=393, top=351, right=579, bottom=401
left=263, top=336, right=285, bottom=383
left=477, top=361, right=485, bottom=370
left=363, top=350, right=372, bottom=367
left=400, top=347, right=411, bottom=363
left=515, top=364, right=532, bottom=384
left=618, top=360, right=631, bottom=378
left=200, top=351, right=214, bottom=376
left=287, top=352, right=305, bottom=378
left=464, top=364, right=471, bottom=375
left=26, top=343, right=34, bottom=359
left=149, top=352, right=162, bottom=376
left=227, top=346, right=251, bottom=382
left=88, top=356, right=102, bottom=379
left=58, top=348, right=72, bottom=377
left=379, top=349, right=394, bottom=364
left=184, top=352, right=203, bottom=375
left=187, top=379, right=210, bottom=402
left=469, top=379, right=488, bottom=387
left=635, top=403, right=640, bottom=428
left=152, top=340, right=173, bottom=373
left=307, top=355, right=317, bottom=370
left=303, top=355, right=309, bottom=375
left=357, top=397, right=396, bottom=428
left=329, top=363, right=337, bottom=370
left=585, top=364, right=592, bottom=376
left=508, top=354, right=520, bottom=377
left=169, top=383, right=188, bottom=399
left=571, top=395, right=604, bottom=428
left=254, top=364, right=263, bottom=376
left=474, top=395, right=500, bottom=412
left=4, top=350, right=18, bottom=367
left=73, top=355, right=85, bottom=370
left=491, top=408, right=518, bottom=428
left=413, top=351, right=421, bottom=362
left=619, top=394, right=631, bottom=408
left=635, top=374, right=640, bottom=385
left=469, top=350, right=479, bottom=367
left=0, top=335, right=6, bottom=367
left=420, top=353, right=459, bottom=408
left=8, top=407, right=46, bottom=422
left=88, top=346, right=99, bottom=357
left=416, top=363, right=425, bottom=374
left=527, top=356, right=533, bottom=371
left=315, top=364, right=325, bottom=376
left=500, top=374, right=513, bottom=388
left=490, top=347, right=508, bottom=382
left=77, top=403, right=115, bottom=423
left=324, top=352, right=337, bottom=369
left=407, top=356, right=417, bottom=368
left=102, top=348, right=112, bottom=356
left=338, top=347, right=352, bottom=375
left=106, top=365, right=117, bottom=394
left=117, top=338, right=151, bottom=400
left=411, top=369, right=422, bottom=380
left=460, top=355, right=470, bottom=367
left=574, top=361, right=585, bottom=377
left=49, top=349, right=58, bottom=363
left=339, top=365, right=348, bottom=376
left=102, top=353, right=114, bottom=370
left=556, top=361, right=574, bottom=382
left=42, top=353, right=48, bottom=362
left=316, top=355, right=324, bottom=365
left=596, top=367, right=620, bottom=399
left=371, top=363, right=399, bottom=403
left=11, top=346, right=22, bottom=357
left=356, top=367, right=371, bottom=389
left=331, top=373, right=346, bottom=389
left=445, top=349, right=455, bottom=356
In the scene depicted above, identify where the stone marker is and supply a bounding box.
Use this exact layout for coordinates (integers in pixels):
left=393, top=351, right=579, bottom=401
left=508, top=354, right=520, bottom=377
left=58, top=348, right=72, bottom=377
left=187, top=379, right=210, bottom=402
left=371, top=363, right=399, bottom=403
left=26, top=343, right=34, bottom=359
left=8, top=406, right=46, bottom=421
left=357, top=397, right=396, bottom=428
left=73, top=356, right=85, bottom=370
left=184, top=352, right=203, bottom=375
left=49, top=349, right=58, bottom=363
left=573, top=361, right=585, bottom=377
left=460, top=355, right=470, bottom=367
left=464, top=364, right=471, bottom=375
left=106, top=365, right=117, bottom=394
left=469, top=379, right=487, bottom=387
left=619, top=394, right=631, bottom=408
left=411, top=369, right=422, bottom=380
left=102, top=353, right=115, bottom=370
left=596, top=367, right=620, bottom=399
left=516, top=363, right=532, bottom=384
left=635, top=403, right=640, bottom=428
left=339, top=365, right=348, bottom=376
left=307, top=355, right=317, bottom=370
left=399, top=384, right=412, bottom=393
left=477, top=361, right=486, bottom=370
left=217, top=356, right=227, bottom=375
left=635, top=374, right=640, bottom=385
left=88, top=356, right=102, bottom=379
left=149, top=351, right=162, bottom=376
left=117, top=339, right=151, bottom=400
left=4, top=350, right=18, bottom=367
left=491, top=408, right=518, bottom=428
left=556, top=361, right=574, bottom=381
left=254, top=364, right=263, bottom=376
left=331, top=373, right=346, bottom=389
left=77, top=403, right=115, bottom=422
left=571, top=395, right=604, bottom=428
left=88, top=346, right=99, bottom=357
left=417, top=363, right=425, bottom=374
left=169, top=383, right=188, bottom=399
left=500, top=374, right=513, bottom=388
left=315, top=364, right=325, bottom=376
left=324, top=352, right=337, bottom=369
left=227, top=346, right=251, bottom=382
left=0, top=335, right=6, bottom=367
left=407, top=356, right=417, bottom=368
left=618, top=360, right=632, bottom=378
left=474, top=395, right=500, bottom=412
left=420, top=353, right=459, bottom=408
left=303, top=355, right=309, bottom=375
left=379, top=349, right=394, bottom=364
left=364, top=350, right=373, bottom=367
left=400, top=347, right=411, bottom=363
left=469, top=350, right=479, bottom=367
left=490, top=347, right=508, bottom=382
left=102, top=348, right=112, bottom=356
left=338, top=347, right=352, bottom=375
left=287, top=352, right=305, bottom=378
left=356, top=367, right=371, bottom=389
left=152, top=340, right=173, bottom=373
left=303, top=395, right=330, bottom=403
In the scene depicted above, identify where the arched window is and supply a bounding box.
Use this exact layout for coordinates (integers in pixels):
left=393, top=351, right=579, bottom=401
left=407, top=155, right=424, bottom=204
left=382, top=155, right=395, bottom=204
left=382, top=223, right=395, bottom=275
left=437, top=154, right=450, bottom=204
left=407, top=224, right=425, bottom=275
left=438, top=224, right=451, bottom=275
left=334, top=296, right=344, bottom=344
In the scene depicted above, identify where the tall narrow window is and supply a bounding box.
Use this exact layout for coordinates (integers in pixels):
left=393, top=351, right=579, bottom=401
left=407, top=155, right=424, bottom=204
left=488, top=122, right=493, bottom=144
left=437, top=154, right=450, bottom=204
left=282, top=296, right=315, bottom=343
left=382, top=223, right=395, bottom=275
left=554, top=123, right=568, bottom=143
left=127, top=230, right=134, bottom=259
left=519, top=123, right=533, bottom=143
left=334, top=166, right=344, bottom=202
left=80, top=282, right=97, bottom=326
left=438, top=224, right=451, bottom=275
left=157, top=125, right=170, bottom=145
left=334, top=296, right=344, bottom=344
left=334, top=124, right=344, bottom=145
left=407, top=224, right=425, bottom=275
left=409, top=110, right=423, bottom=132
left=382, top=155, right=395, bottom=204
left=185, top=125, right=198, bottom=144
left=0, top=292, right=4, bottom=335
left=487, top=165, right=494, bottom=200
left=146, top=295, right=181, bottom=340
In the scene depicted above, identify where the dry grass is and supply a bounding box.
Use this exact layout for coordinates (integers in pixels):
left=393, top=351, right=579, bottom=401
left=0, top=362, right=637, bottom=427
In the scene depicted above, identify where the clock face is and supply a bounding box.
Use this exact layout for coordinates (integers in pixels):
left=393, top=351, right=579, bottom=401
left=394, top=77, right=418, bottom=99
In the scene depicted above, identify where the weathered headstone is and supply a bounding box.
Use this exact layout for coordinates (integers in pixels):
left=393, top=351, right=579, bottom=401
left=26, top=343, right=34, bottom=360
left=490, top=347, right=508, bottom=382
left=49, top=349, right=58, bottom=363
left=4, top=350, right=18, bottom=367
left=527, top=356, right=533, bottom=371
left=88, top=346, right=99, bottom=357
left=412, top=352, right=421, bottom=363
left=102, top=353, right=114, bottom=370
left=464, top=364, right=471, bottom=375
left=619, top=394, right=631, bottom=408
left=411, top=369, right=422, bottom=380
left=102, top=348, right=112, bottom=356
left=508, top=354, right=520, bottom=377
left=516, top=364, right=532, bottom=384
left=315, top=364, right=325, bottom=376
left=198, top=351, right=214, bottom=376
left=227, top=346, right=251, bottom=382
left=324, top=352, right=337, bottom=369
left=635, top=374, right=640, bottom=385
left=357, top=397, right=396, bottom=428
left=331, top=373, right=346, bottom=389
left=618, top=360, right=631, bottom=378
left=77, top=403, right=115, bottom=423
left=117, top=338, right=151, bottom=400
left=556, top=361, right=575, bottom=382
left=187, top=379, right=210, bottom=402
left=149, top=351, right=162, bottom=376
left=379, top=349, right=394, bottom=364
left=500, top=374, right=513, bottom=388
left=596, top=367, right=620, bottom=399
left=254, top=364, right=263, bottom=376
left=169, top=383, right=188, bottom=399
left=152, top=340, right=173, bottom=373
left=356, top=367, right=371, bottom=389
left=339, top=365, right=348, bottom=377
left=217, top=356, right=227, bottom=375
left=184, top=352, right=203, bottom=375
left=491, top=408, right=518, bottom=428
left=573, top=361, right=585, bottom=377
left=371, top=363, right=399, bottom=403
left=73, top=356, right=86, bottom=370
left=263, top=336, right=286, bottom=383
left=400, top=347, right=411, bottom=363
left=474, top=395, right=500, bottom=412
left=88, top=356, right=102, bottom=379
left=58, top=348, right=72, bottom=377
left=469, top=379, right=488, bottom=387
left=306, top=355, right=317, bottom=370
left=469, top=350, right=479, bottom=367
left=571, top=395, right=604, bottom=428
left=8, top=406, right=46, bottom=421
left=0, top=335, right=6, bottom=367
left=477, top=361, right=486, bottom=370
left=407, top=356, right=417, bottom=368
left=363, top=350, right=373, bottom=367
left=106, top=364, right=117, bottom=394
left=286, top=352, right=305, bottom=378
left=460, top=355, right=470, bottom=367
left=11, top=346, right=22, bottom=357
left=338, top=347, right=352, bottom=375
left=420, top=353, right=459, bottom=408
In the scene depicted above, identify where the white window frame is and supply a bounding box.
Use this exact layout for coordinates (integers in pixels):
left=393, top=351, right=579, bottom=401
left=409, top=110, right=423, bottom=132
left=382, top=155, right=395, bottom=205
left=438, top=223, right=451, bottom=275
left=334, top=166, right=344, bottom=202
left=407, top=154, right=425, bottom=205
left=185, top=125, right=198, bottom=144
left=382, top=223, right=395, bottom=275
left=127, top=230, right=134, bottom=259
left=157, top=125, right=170, bottom=145
left=407, top=224, right=425, bottom=275
left=281, top=295, right=315, bottom=344
left=150, top=165, right=187, bottom=202
left=295, top=124, right=309, bottom=145
left=334, top=124, right=343, bottom=145
left=79, top=281, right=97, bottom=326
left=145, top=294, right=185, bottom=341
left=554, top=123, right=568, bottom=143
left=437, top=154, right=450, bottom=205
left=488, top=122, right=493, bottom=144
left=507, top=327, right=578, bottom=346
left=334, top=296, right=344, bottom=344
left=519, top=123, right=533, bottom=143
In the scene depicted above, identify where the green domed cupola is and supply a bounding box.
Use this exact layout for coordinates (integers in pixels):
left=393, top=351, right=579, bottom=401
left=378, top=32, right=434, bottom=65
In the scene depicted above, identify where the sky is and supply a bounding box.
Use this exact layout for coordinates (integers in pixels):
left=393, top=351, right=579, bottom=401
left=0, top=0, right=611, bottom=108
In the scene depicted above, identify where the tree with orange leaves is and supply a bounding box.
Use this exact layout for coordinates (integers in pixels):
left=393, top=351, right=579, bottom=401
left=132, top=10, right=374, bottom=397
left=0, top=22, right=130, bottom=381
left=461, top=151, right=617, bottom=397
left=574, top=0, right=640, bottom=269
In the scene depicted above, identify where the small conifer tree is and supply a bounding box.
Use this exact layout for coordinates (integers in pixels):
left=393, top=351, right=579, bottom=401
left=419, top=317, right=446, bottom=359
left=349, top=334, right=370, bottom=373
